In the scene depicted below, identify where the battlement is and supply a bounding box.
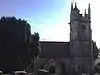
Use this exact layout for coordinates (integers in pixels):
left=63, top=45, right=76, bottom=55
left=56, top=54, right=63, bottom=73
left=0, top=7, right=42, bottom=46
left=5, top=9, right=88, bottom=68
left=70, top=2, right=91, bottom=23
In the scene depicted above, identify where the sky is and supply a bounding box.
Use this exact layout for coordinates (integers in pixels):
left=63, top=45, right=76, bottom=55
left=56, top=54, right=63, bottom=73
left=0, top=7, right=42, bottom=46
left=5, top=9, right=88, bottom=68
left=0, top=0, right=100, bottom=48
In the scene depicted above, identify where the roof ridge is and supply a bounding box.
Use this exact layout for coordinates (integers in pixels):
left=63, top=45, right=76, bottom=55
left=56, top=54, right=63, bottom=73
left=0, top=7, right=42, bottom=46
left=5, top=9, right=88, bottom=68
left=40, top=41, right=70, bottom=43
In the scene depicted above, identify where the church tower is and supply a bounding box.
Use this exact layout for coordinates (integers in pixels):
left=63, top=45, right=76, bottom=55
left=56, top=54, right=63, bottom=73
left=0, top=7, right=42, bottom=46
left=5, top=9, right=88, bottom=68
left=69, top=2, right=93, bottom=74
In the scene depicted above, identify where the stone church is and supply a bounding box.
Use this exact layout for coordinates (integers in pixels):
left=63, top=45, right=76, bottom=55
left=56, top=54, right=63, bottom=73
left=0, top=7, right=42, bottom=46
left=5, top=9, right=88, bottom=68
left=34, top=2, right=98, bottom=75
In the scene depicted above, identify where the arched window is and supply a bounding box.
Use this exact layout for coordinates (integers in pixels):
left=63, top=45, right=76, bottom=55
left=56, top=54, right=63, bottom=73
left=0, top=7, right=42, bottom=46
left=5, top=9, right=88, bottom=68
left=49, top=65, right=55, bottom=74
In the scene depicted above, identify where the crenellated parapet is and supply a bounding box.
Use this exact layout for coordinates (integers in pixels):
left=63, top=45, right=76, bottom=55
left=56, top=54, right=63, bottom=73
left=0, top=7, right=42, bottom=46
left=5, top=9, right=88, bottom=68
left=70, top=2, right=91, bottom=23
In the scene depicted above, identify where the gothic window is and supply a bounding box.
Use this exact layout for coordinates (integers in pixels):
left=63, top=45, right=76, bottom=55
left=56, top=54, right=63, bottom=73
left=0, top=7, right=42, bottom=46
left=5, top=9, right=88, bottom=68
left=49, top=65, right=55, bottom=74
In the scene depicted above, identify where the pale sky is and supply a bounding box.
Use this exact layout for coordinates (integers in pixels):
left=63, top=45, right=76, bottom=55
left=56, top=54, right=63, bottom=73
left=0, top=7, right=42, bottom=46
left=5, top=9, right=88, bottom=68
left=31, top=0, right=100, bottom=48
left=0, top=0, right=100, bottom=48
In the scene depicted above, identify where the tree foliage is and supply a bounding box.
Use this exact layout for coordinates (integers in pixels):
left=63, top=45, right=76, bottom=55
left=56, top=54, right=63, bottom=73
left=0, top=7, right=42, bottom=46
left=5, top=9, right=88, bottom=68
left=93, top=41, right=99, bottom=60
left=94, top=63, right=100, bottom=73
left=0, top=16, right=40, bottom=73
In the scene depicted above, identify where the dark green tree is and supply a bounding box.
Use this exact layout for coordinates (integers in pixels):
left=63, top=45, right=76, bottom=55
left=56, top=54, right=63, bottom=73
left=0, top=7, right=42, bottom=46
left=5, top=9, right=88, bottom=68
left=94, top=63, right=100, bottom=73
left=0, top=16, right=40, bottom=73
left=25, top=32, right=40, bottom=72
left=93, top=41, right=99, bottom=60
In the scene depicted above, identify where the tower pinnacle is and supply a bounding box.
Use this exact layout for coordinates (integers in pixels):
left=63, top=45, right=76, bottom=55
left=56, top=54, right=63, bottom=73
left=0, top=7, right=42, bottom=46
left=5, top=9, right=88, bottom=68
left=74, top=2, right=79, bottom=12
left=75, top=2, right=77, bottom=9
left=71, top=2, right=73, bottom=12
left=88, top=3, right=91, bottom=20
left=84, top=9, right=86, bottom=15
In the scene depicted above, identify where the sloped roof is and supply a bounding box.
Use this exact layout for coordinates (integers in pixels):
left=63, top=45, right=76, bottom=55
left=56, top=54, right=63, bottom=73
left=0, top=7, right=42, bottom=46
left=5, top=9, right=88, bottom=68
left=34, top=58, right=49, bottom=69
left=39, top=41, right=70, bottom=58
left=34, top=58, right=62, bottom=70
left=41, top=58, right=61, bottom=69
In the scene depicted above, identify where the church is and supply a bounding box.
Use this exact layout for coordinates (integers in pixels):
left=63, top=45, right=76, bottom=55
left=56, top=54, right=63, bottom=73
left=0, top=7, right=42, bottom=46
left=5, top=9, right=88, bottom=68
left=34, top=2, right=98, bottom=75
